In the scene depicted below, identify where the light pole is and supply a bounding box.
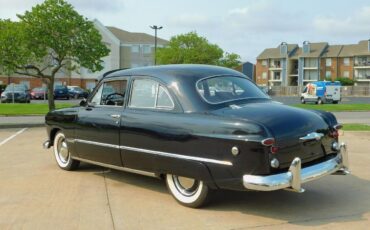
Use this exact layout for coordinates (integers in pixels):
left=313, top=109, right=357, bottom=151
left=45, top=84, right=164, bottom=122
left=150, top=25, right=163, bottom=65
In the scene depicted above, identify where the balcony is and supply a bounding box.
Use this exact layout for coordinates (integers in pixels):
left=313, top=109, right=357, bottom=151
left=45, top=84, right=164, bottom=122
left=269, top=60, right=282, bottom=70
left=354, top=57, right=370, bottom=68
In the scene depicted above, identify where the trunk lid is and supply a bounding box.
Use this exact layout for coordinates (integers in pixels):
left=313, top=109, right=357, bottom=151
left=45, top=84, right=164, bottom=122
left=212, top=101, right=332, bottom=168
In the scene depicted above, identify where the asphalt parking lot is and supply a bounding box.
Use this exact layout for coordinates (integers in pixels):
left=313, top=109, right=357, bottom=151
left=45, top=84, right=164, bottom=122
left=0, top=128, right=369, bottom=229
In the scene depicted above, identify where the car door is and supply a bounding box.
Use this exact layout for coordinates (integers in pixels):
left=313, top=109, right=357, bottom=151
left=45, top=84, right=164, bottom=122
left=119, top=77, right=177, bottom=171
left=75, top=77, right=129, bottom=166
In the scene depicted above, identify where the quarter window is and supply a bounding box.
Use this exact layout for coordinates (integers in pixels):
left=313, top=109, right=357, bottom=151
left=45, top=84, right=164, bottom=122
left=129, top=79, right=174, bottom=109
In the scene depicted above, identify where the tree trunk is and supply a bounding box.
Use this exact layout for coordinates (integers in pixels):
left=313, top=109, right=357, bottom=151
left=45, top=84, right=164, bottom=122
left=47, top=77, right=55, bottom=111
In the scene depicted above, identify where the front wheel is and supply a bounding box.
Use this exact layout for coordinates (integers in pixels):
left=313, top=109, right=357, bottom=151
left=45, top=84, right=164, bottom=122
left=317, top=98, right=323, bottom=105
left=300, top=97, right=305, bottom=104
left=166, top=174, right=210, bottom=208
left=53, top=131, right=79, bottom=170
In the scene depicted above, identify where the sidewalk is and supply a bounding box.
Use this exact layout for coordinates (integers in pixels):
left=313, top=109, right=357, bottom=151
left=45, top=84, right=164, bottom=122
left=0, top=116, right=45, bottom=129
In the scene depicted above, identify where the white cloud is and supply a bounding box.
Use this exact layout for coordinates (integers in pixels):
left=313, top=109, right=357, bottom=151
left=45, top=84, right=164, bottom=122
left=313, top=6, right=370, bottom=37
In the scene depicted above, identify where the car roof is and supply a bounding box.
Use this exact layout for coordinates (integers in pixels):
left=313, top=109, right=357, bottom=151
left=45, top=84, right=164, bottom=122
left=104, top=64, right=245, bottom=84
left=103, top=64, right=249, bottom=112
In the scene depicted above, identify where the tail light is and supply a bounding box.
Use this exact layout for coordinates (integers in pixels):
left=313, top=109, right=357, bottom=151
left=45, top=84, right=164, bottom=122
left=261, top=138, right=279, bottom=154
left=330, top=124, right=342, bottom=139
left=270, top=146, right=279, bottom=154
left=261, top=138, right=275, bottom=146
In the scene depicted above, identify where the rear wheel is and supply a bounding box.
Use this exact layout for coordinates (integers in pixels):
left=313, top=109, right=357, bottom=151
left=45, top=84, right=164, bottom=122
left=333, top=101, right=338, bottom=104
left=300, top=97, right=305, bottom=104
left=317, top=98, right=323, bottom=105
left=166, top=174, right=210, bottom=208
left=53, top=131, right=79, bottom=170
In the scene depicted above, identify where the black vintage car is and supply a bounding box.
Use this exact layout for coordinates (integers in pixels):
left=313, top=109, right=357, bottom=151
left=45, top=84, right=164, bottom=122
left=43, top=65, right=349, bottom=208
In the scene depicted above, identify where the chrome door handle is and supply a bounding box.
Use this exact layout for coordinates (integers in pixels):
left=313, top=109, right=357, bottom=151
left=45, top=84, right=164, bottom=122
left=299, top=132, right=324, bottom=142
left=110, top=114, right=121, bottom=119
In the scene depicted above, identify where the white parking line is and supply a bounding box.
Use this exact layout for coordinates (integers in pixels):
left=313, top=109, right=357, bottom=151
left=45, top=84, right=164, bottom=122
left=0, top=128, right=28, bottom=147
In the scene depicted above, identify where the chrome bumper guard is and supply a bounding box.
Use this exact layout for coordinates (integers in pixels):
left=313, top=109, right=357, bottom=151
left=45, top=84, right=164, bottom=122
left=243, top=143, right=349, bottom=193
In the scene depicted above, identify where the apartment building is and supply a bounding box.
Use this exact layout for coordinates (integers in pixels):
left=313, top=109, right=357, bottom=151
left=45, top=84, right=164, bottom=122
left=0, top=20, right=168, bottom=90
left=256, top=40, right=370, bottom=87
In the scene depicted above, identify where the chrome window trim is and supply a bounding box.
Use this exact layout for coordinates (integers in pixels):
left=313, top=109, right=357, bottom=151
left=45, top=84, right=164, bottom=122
left=128, top=78, right=175, bottom=110
left=195, top=75, right=270, bottom=105
left=74, top=139, right=232, bottom=166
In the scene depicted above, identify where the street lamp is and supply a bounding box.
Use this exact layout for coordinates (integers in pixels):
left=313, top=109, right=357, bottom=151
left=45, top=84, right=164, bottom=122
left=150, top=25, right=163, bottom=65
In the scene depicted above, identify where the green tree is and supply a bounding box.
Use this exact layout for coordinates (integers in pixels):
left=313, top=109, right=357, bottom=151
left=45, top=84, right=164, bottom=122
left=0, top=0, right=109, bottom=110
left=218, top=52, right=242, bottom=68
left=157, top=31, right=241, bottom=67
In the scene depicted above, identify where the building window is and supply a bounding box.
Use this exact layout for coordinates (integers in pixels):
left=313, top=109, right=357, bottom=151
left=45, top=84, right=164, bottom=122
left=143, top=45, right=151, bottom=54
left=343, top=71, right=350, bottom=78
left=303, top=70, right=318, bottom=80
left=304, top=58, right=317, bottom=68
left=343, top=58, right=350, bottom=66
left=270, top=60, right=281, bottom=68
left=326, top=58, right=332, bottom=67
left=325, top=71, right=331, bottom=78
left=131, top=45, right=140, bottom=53
left=261, top=60, right=267, bottom=67
left=262, top=72, right=267, bottom=79
left=271, top=71, right=281, bottom=81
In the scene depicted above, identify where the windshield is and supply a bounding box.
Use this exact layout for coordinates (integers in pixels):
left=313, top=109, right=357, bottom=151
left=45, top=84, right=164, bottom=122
left=196, top=76, right=269, bottom=104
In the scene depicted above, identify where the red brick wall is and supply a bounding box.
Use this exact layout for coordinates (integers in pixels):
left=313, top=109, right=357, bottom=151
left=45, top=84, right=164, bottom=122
left=255, top=59, right=269, bottom=85
left=338, top=57, right=353, bottom=79
left=321, top=58, right=338, bottom=80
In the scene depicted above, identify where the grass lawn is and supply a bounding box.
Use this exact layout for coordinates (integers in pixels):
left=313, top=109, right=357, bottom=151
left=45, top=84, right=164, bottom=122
left=342, top=123, right=370, bottom=131
left=0, top=103, right=75, bottom=116
left=293, top=104, right=370, bottom=112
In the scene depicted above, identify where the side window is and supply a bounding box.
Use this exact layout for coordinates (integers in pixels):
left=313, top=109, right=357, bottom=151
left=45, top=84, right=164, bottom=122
left=129, top=79, right=174, bottom=110
left=90, top=80, right=127, bottom=106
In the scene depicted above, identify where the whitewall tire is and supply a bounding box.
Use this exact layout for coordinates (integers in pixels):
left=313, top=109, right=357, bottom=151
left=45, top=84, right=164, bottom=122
left=166, top=174, right=210, bottom=208
left=53, top=131, right=79, bottom=170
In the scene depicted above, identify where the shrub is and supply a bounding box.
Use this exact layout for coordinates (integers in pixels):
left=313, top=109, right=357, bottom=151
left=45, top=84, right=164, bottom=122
left=335, top=77, right=354, bottom=86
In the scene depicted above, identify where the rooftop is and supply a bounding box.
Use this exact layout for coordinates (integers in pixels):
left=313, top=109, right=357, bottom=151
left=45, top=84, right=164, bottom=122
left=107, top=26, right=168, bottom=45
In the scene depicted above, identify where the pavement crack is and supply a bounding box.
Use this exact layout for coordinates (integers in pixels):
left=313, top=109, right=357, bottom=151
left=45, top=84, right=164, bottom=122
left=102, top=169, right=116, bottom=230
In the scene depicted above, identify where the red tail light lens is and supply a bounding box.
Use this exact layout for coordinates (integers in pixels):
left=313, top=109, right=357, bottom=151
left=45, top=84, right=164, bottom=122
left=261, top=138, right=275, bottom=146
left=270, top=146, right=279, bottom=154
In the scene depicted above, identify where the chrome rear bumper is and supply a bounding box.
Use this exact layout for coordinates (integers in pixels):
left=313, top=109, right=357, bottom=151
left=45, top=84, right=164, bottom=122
left=243, top=143, right=349, bottom=192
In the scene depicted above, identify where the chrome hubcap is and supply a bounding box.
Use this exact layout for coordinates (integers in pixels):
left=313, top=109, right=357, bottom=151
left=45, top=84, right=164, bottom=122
left=58, top=138, right=69, bottom=163
left=173, top=176, right=199, bottom=196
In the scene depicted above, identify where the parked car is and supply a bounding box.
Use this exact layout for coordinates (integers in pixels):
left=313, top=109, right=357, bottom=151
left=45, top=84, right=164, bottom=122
left=67, top=86, right=89, bottom=99
left=54, top=85, right=69, bottom=100
left=0, top=84, right=31, bottom=103
left=31, top=87, right=48, bottom=100
left=43, top=65, right=349, bottom=208
left=301, top=81, right=341, bottom=104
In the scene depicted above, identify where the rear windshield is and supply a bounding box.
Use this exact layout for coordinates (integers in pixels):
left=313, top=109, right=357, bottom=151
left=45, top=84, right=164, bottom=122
left=196, top=76, right=269, bottom=104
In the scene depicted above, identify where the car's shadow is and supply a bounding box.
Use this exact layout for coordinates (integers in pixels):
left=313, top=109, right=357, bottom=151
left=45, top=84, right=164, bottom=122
left=79, top=163, right=370, bottom=226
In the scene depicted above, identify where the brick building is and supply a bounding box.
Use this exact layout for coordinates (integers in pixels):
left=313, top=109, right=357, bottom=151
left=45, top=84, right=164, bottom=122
left=0, top=19, right=168, bottom=90
left=256, top=40, right=370, bottom=87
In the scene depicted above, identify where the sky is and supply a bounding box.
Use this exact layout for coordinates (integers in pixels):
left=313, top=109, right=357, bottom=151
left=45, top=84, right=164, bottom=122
left=1, top=0, right=370, bottom=63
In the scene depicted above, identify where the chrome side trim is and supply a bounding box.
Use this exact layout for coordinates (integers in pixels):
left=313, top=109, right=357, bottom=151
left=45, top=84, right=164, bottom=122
left=71, top=156, right=158, bottom=178
left=74, top=138, right=232, bottom=166
left=120, top=145, right=233, bottom=166
left=75, top=139, right=120, bottom=149
left=243, top=142, right=349, bottom=192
